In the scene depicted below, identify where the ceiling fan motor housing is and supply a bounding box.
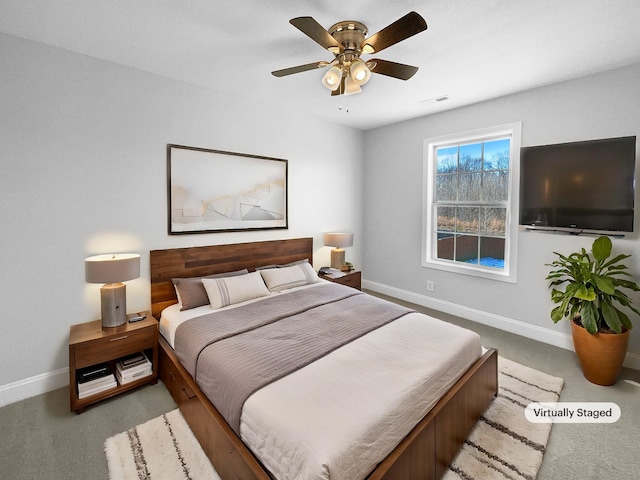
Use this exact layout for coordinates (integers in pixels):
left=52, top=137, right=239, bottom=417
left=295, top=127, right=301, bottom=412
left=328, top=21, right=368, bottom=55
left=327, top=21, right=372, bottom=85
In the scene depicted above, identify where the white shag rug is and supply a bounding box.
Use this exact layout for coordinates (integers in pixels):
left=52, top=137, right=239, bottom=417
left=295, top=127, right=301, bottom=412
left=443, top=356, right=564, bottom=480
left=106, top=357, right=563, bottom=480
left=105, top=409, right=219, bottom=480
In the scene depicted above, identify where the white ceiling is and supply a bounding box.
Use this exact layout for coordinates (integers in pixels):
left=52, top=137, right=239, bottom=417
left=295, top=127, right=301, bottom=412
left=2, top=0, right=640, bottom=130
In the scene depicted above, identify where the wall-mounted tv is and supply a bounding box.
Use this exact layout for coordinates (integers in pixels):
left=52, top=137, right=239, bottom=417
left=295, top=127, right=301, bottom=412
left=519, top=136, right=636, bottom=234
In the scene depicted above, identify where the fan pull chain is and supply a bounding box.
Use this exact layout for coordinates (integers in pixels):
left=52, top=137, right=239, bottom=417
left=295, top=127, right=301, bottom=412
left=338, top=78, right=350, bottom=113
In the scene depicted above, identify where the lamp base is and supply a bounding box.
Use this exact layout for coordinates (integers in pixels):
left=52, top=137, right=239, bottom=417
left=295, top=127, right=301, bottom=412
left=100, top=283, right=127, bottom=328
left=330, top=248, right=346, bottom=270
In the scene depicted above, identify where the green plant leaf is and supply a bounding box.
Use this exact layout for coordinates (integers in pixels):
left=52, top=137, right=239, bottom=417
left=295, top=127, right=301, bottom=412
left=611, top=292, right=640, bottom=317
left=614, top=278, right=640, bottom=291
left=601, top=253, right=631, bottom=270
left=580, top=303, right=599, bottom=334
left=551, top=306, right=565, bottom=323
left=608, top=272, right=633, bottom=281
left=624, top=302, right=640, bottom=317
left=574, top=284, right=596, bottom=301
left=550, top=288, right=567, bottom=303
left=546, top=272, right=568, bottom=280
left=601, top=300, right=622, bottom=333
left=560, top=295, right=574, bottom=318
left=565, top=282, right=580, bottom=293
left=609, top=261, right=631, bottom=270
left=591, top=274, right=615, bottom=295
left=616, top=308, right=633, bottom=330
left=592, top=236, right=612, bottom=261
left=550, top=252, right=571, bottom=262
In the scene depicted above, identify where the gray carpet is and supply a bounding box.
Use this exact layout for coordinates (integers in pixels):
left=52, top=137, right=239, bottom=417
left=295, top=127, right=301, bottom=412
left=0, top=382, right=176, bottom=480
left=1, top=293, right=639, bottom=479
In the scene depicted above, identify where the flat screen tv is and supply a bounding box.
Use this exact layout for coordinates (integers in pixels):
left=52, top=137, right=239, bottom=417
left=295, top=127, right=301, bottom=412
left=519, top=136, right=636, bottom=233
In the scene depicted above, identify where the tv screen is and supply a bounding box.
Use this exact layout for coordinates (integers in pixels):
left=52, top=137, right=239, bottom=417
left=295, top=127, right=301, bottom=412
left=519, top=136, right=636, bottom=233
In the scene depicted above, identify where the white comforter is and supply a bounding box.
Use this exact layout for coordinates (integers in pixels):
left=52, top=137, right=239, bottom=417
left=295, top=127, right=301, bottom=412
left=160, top=283, right=482, bottom=480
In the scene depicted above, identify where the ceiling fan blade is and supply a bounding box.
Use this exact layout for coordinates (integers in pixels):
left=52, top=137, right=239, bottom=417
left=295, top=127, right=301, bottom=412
left=290, top=17, right=342, bottom=52
left=362, top=11, right=427, bottom=54
left=368, top=59, right=419, bottom=80
left=272, top=61, right=328, bottom=77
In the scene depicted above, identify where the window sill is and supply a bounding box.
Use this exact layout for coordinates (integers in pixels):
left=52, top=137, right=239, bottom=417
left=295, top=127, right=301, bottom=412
left=422, top=258, right=516, bottom=283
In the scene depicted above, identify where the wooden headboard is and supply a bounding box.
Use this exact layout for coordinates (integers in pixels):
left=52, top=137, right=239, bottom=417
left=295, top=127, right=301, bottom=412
left=149, top=237, right=313, bottom=318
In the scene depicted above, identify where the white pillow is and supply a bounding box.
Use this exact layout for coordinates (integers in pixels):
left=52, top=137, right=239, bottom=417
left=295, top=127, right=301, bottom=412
left=172, top=269, right=249, bottom=311
left=259, top=262, right=319, bottom=292
left=202, top=271, right=270, bottom=309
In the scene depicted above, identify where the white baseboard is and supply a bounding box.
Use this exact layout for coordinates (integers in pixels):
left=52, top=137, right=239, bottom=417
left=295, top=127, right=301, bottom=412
left=363, top=279, right=640, bottom=371
left=0, top=367, right=69, bottom=408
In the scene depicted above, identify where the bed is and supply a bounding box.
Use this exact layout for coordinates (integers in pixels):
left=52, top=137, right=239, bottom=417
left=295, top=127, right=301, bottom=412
left=150, top=237, right=498, bottom=480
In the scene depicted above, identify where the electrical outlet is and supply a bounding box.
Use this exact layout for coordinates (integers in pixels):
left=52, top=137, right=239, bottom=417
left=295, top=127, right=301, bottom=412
left=427, top=280, right=434, bottom=292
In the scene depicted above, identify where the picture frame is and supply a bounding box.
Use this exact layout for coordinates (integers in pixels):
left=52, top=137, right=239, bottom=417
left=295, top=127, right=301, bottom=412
left=167, top=144, right=288, bottom=234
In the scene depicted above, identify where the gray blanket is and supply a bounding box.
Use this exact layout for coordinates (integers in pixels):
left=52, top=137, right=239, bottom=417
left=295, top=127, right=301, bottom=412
left=174, top=283, right=413, bottom=434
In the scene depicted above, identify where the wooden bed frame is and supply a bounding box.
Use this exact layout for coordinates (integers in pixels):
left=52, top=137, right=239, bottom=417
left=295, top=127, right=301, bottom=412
left=150, top=237, right=498, bottom=480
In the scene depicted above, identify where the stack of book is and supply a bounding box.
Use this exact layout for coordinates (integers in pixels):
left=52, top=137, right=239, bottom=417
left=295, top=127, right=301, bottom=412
left=77, top=363, right=117, bottom=399
left=320, top=268, right=346, bottom=279
left=116, top=352, right=152, bottom=385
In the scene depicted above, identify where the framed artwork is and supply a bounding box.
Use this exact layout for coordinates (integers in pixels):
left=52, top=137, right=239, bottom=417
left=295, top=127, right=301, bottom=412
left=167, top=144, right=288, bottom=234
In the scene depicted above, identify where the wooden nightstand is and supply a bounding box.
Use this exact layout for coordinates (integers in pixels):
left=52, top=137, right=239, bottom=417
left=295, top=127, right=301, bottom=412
left=69, top=312, right=158, bottom=413
left=319, top=270, right=362, bottom=290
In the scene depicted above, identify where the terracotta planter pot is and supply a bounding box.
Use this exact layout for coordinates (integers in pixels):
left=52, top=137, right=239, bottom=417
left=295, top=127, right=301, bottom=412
left=571, top=320, right=630, bottom=386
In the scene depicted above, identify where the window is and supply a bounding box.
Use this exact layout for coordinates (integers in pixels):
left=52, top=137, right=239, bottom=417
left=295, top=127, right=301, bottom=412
left=422, top=123, right=521, bottom=282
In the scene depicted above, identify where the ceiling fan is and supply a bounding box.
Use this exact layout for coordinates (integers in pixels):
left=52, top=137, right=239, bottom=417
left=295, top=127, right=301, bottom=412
left=271, top=11, right=428, bottom=96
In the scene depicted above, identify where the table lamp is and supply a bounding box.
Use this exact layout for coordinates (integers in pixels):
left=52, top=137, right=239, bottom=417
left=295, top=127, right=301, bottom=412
left=324, top=232, right=354, bottom=269
left=85, top=253, right=140, bottom=328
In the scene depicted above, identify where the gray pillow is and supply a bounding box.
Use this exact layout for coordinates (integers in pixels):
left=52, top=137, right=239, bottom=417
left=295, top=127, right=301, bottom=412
left=172, top=269, right=249, bottom=310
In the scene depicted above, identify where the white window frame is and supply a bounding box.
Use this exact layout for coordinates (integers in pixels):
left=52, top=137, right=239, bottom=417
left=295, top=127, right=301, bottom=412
left=422, top=122, right=521, bottom=283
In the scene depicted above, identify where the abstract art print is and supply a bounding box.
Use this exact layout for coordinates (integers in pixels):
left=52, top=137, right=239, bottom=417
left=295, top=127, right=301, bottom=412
left=167, top=144, right=288, bottom=234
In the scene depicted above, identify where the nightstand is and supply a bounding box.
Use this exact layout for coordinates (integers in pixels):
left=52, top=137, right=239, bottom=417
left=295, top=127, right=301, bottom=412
left=69, top=312, right=158, bottom=413
left=319, top=270, right=362, bottom=290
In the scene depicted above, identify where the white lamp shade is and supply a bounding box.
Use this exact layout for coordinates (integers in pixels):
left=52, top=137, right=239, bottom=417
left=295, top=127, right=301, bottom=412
left=324, top=233, right=354, bottom=248
left=322, top=65, right=343, bottom=91
left=85, top=253, right=140, bottom=284
left=350, top=59, right=371, bottom=85
left=344, top=78, right=362, bottom=96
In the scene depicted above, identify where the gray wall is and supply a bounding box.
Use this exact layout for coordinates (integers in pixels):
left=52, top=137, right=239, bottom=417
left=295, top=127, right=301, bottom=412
left=0, top=33, right=364, bottom=404
left=362, top=64, right=640, bottom=365
left=2, top=30, right=639, bottom=405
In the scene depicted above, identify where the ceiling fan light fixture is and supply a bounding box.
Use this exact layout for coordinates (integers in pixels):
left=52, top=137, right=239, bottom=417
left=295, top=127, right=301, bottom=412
left=361, top=44, right=375, bottom=54
left=322, top=65, right=343, bottom=91
left=350, top=58, right=371, bottom=85
left=344, top=78, right=362, bottom=96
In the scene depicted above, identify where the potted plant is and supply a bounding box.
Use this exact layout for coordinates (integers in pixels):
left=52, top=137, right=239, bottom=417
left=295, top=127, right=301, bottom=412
left=341, top=262, right=354, bottom=273
left=546, top=235, right=639, bottom=385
